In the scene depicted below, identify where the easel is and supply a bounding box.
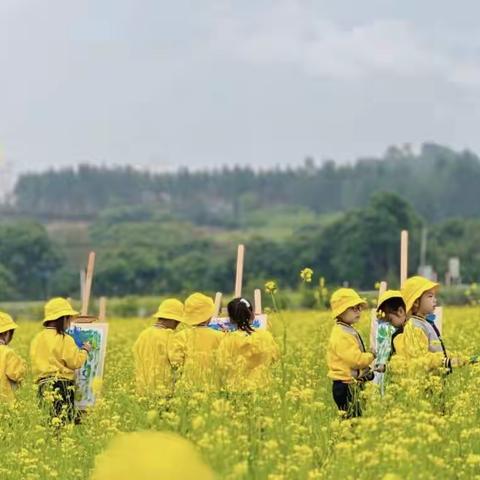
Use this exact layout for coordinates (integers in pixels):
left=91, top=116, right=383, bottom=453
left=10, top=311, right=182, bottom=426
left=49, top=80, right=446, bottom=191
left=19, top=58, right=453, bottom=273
left=69, top=251, right=109, bottom=409
left=210, top=244, right=266, bottom=331
left=76, top=251, right=98, bottom=324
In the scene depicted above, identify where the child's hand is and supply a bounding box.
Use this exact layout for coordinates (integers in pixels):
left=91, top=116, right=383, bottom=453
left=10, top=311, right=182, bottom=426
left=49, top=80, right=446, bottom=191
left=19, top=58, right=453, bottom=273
left=374, top=364, right=386, bottom=373
left=82, top=341, right=92, bottom=353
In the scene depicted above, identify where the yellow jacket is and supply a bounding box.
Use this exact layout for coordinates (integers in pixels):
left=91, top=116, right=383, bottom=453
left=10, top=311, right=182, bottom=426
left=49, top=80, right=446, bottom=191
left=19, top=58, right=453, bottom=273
left=133, top=326, right=176, bottom=396
left=0, top=345, right=26, bottom=403
left=169, top=327, right=224, bottom=389
left=389, top=316, right=450, bottom=375
left=327, top=322, right=374, bottom=382
left=217, top=329, right=280, bottom=392
left=30, top=328, right=88, bottom=381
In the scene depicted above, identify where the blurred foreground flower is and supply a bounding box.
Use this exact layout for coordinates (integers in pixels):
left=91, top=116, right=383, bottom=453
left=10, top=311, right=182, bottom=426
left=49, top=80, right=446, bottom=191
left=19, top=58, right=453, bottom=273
left=300, top=268, right=314, bottom=283
left=90, top=431, right=214, bottom=480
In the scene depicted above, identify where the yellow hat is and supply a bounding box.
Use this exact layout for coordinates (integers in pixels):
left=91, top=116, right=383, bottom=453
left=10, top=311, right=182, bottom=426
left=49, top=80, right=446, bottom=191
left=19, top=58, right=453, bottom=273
left=0, top=312, right=18, bottom=334
left=152, top=298, right=184, bottom=321
left=401, top=276, right=439, bottom=313
left=90, top=431, right=214, bottom=480
left=377, top=290, right=404, bottom=311
left=182, top=293, right=216, bottom=326
left=43, top=297, right=79, bottom=323
left=330, top=288, right=367, bottom=319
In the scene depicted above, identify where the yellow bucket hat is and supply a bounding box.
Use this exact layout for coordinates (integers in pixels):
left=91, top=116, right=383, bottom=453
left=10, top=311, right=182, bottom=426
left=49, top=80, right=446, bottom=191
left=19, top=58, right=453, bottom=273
left=401, top=276, right=439, bottom=313
left=43, top=297, right=79, bottom=324
left=182, top=293, right=216, bottom=326
left=0, top=312, right=18, bottom=334
left=330, top=288, right=367, bottom=319
left=152, top=298, right=184, bottom=322
left=377, top=290, right=403, bottom=311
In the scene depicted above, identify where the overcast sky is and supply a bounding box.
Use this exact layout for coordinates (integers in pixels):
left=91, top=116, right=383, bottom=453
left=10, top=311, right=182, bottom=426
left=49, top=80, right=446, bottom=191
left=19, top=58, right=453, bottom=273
left=1, top=0, right=480, bottom=176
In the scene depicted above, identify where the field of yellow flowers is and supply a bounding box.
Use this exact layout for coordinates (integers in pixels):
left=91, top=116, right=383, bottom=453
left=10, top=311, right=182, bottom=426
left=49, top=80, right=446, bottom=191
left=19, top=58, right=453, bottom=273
left=2, top=307, right=480, bottom=479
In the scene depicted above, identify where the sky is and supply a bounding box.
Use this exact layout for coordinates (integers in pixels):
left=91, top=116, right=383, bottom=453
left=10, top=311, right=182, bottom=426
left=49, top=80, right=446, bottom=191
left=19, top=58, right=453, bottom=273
left=1, top=0, right=480, bottom=179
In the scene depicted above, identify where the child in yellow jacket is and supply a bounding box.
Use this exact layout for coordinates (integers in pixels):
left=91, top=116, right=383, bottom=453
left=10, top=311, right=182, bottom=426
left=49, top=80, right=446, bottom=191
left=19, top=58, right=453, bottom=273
left=217, top=297, right=280, bottom=392
left=327, top=288, right=375, bottom=417
left=396, top=276, right=466, bottom=375
left=169, top=293, right=224, bottom=390
left=133, top=298, right=184, bottom=396
left=30, top=298, right=91, bottom=422
left=0, top=312, right=26, bottom=404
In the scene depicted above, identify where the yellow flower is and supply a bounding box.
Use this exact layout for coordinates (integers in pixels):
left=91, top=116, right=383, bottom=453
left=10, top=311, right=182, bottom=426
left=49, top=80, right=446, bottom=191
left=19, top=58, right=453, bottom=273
left=265, top=281, right=278, bottom=294
left=91, top=377, right=104, bottom=397
left=300, top=268, right=314, bottom=283
left=146, top=410, right=158, bottom=424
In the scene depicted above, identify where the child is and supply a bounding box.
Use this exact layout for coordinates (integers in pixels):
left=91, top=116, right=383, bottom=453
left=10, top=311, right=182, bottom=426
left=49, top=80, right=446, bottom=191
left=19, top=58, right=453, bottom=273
left=169, top=293, right=224, bottom=390
left=30, top=297, right=91, bottom=423
left=376, top=290, right=407, bottom=359
left=217, top=297, right=280, bottom=392
left=327, top=288, right=375, bottom=418
left=399, top=276, right=465, bottom=374
left=132, top=298, right=184, bottom=397
left=0, top=312, right=26, bottom=404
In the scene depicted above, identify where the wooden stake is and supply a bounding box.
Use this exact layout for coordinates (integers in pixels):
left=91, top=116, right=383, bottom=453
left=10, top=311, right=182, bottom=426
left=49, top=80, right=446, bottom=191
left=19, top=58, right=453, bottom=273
left=234, top=244, right=245, bottom=298
left=400, top=230, right=409, bottom=288
left=254, top=289, right=262, bottom=315
left=99, top=296, right=107, bottom=322
left=378, top=281, right=387, bottom=300
left=214, top=292, right=222, bottom=317
left=81, top=251, right=96, bottom=316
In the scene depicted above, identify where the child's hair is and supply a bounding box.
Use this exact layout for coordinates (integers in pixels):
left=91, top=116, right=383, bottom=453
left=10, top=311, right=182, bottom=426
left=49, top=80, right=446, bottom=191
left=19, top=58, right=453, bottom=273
left=0, top=329, right=14, bottom=344
left=227, top=298, right=255, bottom=334
left=44, top=316, right=68, bottom=335
left=378, top=297, right=406, bottom=318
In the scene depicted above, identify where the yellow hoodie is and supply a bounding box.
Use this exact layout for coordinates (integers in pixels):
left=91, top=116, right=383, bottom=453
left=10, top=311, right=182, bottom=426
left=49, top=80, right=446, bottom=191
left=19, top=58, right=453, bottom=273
left=30, top=328, right=88, bottom=381
left=390, top=316, right=458, bottom=375
left=217, top=329, right=280, bottom=392
left=169, top=327, right=224, bottom=389
left=0, top=345, right=26, bottom=403
left=132, top=326, right=176, bottom=396
left=327, top=322, right=374, bottom=382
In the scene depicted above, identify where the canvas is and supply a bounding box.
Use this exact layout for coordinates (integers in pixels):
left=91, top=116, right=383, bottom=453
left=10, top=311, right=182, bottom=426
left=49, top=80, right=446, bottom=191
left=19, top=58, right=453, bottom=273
left=67, top=322, right=109, bottom=409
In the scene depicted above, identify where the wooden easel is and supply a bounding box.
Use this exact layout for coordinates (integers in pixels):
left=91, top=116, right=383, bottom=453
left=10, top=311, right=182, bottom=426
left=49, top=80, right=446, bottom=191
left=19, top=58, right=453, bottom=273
left=210, top=244, right=266, bottom=329
left=76, top=251, right=98, bottom=323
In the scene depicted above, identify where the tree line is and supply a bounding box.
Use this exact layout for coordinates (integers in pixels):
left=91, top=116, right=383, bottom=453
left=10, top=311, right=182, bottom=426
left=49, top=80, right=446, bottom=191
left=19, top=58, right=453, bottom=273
left=1, top=192, right=479, bottom=301
left=7, top=143, right=480, bottom=225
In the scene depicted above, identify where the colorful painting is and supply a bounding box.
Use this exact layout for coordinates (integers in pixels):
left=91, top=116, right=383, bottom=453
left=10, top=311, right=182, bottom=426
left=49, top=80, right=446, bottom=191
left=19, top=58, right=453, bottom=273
left=208, top=314, right=268, bottom=332
left=67, top=323, right=109, bottom=409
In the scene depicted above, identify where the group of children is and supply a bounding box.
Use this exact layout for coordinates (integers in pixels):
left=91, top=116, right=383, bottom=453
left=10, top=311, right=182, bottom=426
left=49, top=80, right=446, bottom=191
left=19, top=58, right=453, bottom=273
left=0, top=292, right=279, bottom=421
left=326, top=275, right=469, bottom=418
left=133, top=292, right=280, bottom=395
left=0, top=274, right=468, bottom=422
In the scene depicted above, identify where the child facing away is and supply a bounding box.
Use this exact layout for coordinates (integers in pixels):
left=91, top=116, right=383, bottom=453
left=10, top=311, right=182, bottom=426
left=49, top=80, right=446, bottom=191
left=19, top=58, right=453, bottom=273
left=169, top=293, right=224, bottom=390
left=30, top=298, right=92, bottom=423
left=132, top=298, right=184, bottom=397
left=327, top=288, right=375, bottom=418
left=217, top=297, right=280, bottom=392
left=0, top=312, right=26, bottom=404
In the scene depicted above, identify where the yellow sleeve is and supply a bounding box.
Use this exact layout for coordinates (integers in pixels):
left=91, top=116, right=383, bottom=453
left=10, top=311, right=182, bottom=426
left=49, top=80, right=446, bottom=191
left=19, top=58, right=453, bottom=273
left=5, top=350, right=27, bottom=382
left=62, top=335, right=88, bottom=370
left=403, top=326, right=444, bottom=371
left=168, top=330, right=187, bottom=368
left=334, top=333, right=374, bottom=369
